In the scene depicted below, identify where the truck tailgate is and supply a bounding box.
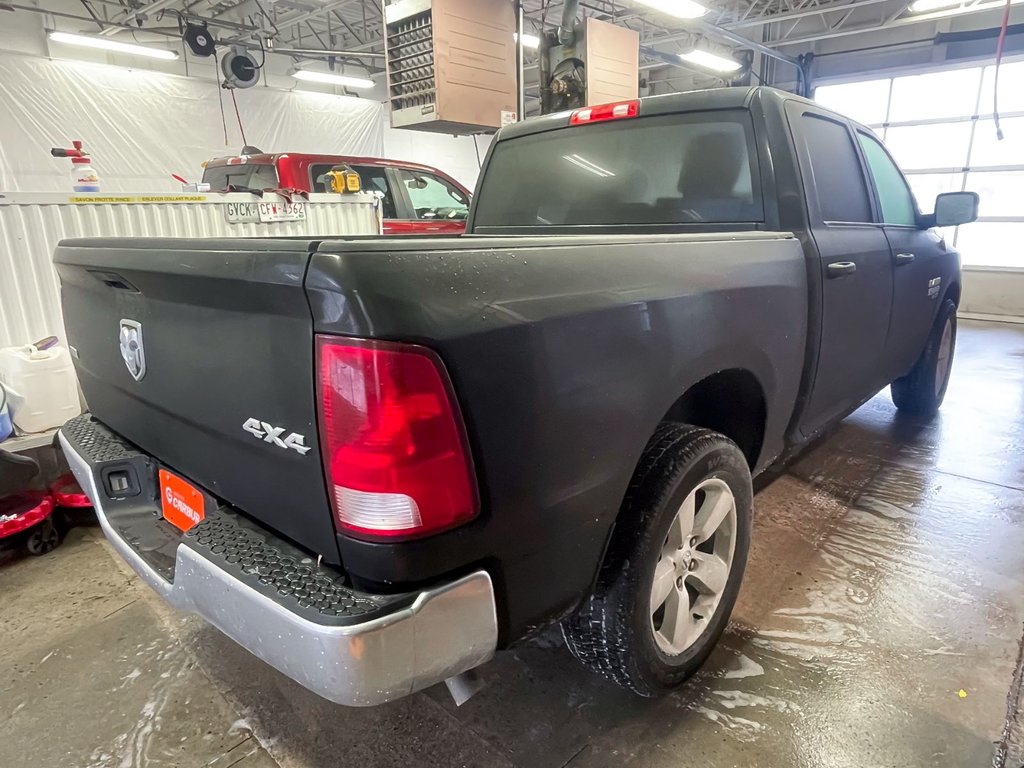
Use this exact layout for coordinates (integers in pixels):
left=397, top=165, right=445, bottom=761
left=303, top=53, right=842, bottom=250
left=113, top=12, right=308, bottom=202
left=54, top=238, right=339, bottom=562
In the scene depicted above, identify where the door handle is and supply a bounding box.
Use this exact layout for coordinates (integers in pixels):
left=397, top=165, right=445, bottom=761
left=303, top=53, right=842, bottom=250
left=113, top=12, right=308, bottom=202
left=895, top=252, right=916, bottom=265
left=88, top=269, right=139, bottom=292
left=826, top=261, right=857, bottom=279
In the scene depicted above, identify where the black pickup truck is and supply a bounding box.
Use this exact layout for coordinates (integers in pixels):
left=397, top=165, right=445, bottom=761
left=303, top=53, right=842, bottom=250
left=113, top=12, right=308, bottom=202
left=56, top=87, right=977, bottom=706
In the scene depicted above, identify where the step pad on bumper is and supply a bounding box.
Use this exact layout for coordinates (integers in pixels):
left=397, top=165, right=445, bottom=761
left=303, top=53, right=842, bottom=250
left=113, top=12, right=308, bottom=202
left=61, top=412, right=141, bottom=463
left=186, top=510, right=411, bottom=625
left=60, top=414, right=411, bottom=626
left=58, top=413, right=498, bottom=705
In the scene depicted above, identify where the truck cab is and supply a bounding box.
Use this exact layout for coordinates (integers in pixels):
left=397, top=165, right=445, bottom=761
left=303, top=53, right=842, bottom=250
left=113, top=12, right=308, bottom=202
left=201, top=153, right=472, bottom=235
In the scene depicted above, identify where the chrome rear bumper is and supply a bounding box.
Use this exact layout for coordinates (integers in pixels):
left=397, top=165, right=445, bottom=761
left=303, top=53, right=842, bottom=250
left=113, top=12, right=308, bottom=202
left=59, top=420, right=497, bottom=706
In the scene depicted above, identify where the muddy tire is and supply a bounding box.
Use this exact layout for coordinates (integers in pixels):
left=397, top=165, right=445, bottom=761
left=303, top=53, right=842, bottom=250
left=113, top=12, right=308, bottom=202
left=891, top=299, right=957, bottom=418
left=561, top=423, right=752, bottom=697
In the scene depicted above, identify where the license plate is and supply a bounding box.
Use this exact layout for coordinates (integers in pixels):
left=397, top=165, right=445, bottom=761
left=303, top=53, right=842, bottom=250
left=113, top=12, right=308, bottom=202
left=225, top=201, right=258, bottom=223
left=159, top=469, right=206, bottom=532
left=257, top=201, right=306, bottom=222
left=224, top=201, right=306, bottom=224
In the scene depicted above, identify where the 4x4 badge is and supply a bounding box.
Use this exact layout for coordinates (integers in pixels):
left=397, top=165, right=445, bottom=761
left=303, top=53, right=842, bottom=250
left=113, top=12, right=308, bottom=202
left=242, top=418, right=312, bottom=455
left=119, top=319, right=146, bottom=381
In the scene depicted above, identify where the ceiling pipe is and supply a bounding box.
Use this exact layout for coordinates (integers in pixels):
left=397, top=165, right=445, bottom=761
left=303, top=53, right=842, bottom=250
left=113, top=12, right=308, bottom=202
left=98, top=0, right=181, bottom=36
left=688, top=18, right=800, bottom=68
left=772, top=1, right=1024, bottom=48
left=273, top=46, right=385, bottom=59
left=722, top=0, right=894, bottom=31
left=9, top=4, right=384, bottom=64
left=5, top=3, right=181, bottom=36
left=638, top=43, right=712, bottom=72
left=558, top=0, right=580, bottom=45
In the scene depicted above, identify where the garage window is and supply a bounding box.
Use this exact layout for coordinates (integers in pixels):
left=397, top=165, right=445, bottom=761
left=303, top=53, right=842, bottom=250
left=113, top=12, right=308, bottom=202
left=815, top=60, right=1024, bottom=268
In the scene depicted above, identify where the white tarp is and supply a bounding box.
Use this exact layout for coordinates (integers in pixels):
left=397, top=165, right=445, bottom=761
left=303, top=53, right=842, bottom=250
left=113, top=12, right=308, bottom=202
left=0, top=192, right=381, bottom=350
left=0, top=53, right=384, bottom=192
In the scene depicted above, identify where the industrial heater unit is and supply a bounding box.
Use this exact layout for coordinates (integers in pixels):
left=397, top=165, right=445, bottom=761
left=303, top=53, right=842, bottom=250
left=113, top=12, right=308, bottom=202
left=384, top=0, right=518, bottom=133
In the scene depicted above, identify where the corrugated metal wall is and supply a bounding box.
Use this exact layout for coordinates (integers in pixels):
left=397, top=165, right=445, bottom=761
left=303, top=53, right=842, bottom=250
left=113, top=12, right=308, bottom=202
left=0, top=193, right=380, bottom=349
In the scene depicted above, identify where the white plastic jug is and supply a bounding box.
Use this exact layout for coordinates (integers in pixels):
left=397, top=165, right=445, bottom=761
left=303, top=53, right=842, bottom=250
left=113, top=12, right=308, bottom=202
left=0, top=344, right=82, bottom=434
left=0, top=383, right=12, bottom=441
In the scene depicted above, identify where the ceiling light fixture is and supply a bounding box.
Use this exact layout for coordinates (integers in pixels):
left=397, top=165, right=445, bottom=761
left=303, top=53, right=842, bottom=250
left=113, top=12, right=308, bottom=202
left=514, top=32, right=541, bottom=49
left=679, top=49, right=742, bottom=73
left=909, top=0, right=1023, bottom=13
left=48, top=31, right=179, bottom=60
left=633, top=0, right=707, bottom=19
left=909, top=0, right=963, bottom=11
left=291, top=70, right=375, bottom=89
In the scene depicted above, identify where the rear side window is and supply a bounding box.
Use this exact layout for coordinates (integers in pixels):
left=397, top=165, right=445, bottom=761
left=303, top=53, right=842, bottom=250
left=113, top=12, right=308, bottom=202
left=353, top=166, right=398, bottom=219
left=202, top=163, right=279, bottom=191
left=796, top=113, right=872, bottom=223
left=473, top=110, right=763, bottom=229
left=310, top=163, right=397, bottom=218
left=857, top=131, right=918, bottom=226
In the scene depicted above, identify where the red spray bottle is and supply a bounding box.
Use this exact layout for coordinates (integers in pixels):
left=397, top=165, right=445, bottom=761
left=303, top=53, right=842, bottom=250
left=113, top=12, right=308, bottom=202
left=51, top=140, right=100, bottom=193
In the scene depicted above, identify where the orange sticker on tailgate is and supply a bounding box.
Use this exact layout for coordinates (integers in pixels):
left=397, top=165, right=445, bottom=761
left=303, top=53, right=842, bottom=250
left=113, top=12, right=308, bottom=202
left=159, top=469, right=205, bottom=532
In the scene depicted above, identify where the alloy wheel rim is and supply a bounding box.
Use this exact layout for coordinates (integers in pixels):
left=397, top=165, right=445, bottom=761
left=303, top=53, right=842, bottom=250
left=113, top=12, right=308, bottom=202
left=650, top=478, right=737, bottom=656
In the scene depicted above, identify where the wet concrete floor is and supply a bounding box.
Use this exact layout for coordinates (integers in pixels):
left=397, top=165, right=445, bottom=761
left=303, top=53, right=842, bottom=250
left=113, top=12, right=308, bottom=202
left=1, top=319, right=1022, bottom=768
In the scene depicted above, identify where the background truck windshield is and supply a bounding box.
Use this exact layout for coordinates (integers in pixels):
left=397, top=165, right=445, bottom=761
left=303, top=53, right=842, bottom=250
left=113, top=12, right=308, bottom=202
left=202, top=163, right=279, bottom=191
left=473, top=110, right=763, bottom=230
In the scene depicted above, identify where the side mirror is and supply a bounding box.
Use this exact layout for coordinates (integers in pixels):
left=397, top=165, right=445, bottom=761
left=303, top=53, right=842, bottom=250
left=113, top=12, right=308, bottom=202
left=933, top=191, right=979, bottom=227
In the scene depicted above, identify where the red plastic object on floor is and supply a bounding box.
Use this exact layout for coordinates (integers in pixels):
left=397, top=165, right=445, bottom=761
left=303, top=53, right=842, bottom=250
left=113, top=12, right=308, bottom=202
left=50, top=474, right=92, bottom=508
left=0, top=491, right=55, bottom=538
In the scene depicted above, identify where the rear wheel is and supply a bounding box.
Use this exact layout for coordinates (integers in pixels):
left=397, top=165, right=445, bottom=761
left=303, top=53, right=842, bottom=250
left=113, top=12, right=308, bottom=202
left=562, top=423, right=752, bottom=696
left=891, top=299, right=957, bottom=417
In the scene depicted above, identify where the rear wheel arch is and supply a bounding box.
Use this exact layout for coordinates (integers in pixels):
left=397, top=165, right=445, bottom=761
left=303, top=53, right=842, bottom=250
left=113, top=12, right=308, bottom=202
left=579, top=369, right=767, bottom=614
left=660, top=369, right=768, bottom=470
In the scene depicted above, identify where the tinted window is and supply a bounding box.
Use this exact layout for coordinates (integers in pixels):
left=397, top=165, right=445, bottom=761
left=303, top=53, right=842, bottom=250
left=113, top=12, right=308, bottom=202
left=857, top=132, right=917, bottom=226
left=310, top=163, right=397, bottom=218
left=797, top=113, right=871, bottom=223
left=397, top=170, right=469, bottom=221
left=201, top=163, right=279, bottom=191
left=473, top=111, right=763, bottom=229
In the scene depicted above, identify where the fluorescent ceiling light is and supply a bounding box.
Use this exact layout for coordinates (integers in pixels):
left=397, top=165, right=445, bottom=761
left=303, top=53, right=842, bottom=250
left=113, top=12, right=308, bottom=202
left=633, top=0, right=707, bottom=19
left=514, top=32, right=541, bottom=49
left=909, top=0, right=1023, bottom=14
left=48, top=31, right=178, bottom=60
left=909, top=0, right=962, bottom=11
left=292, top=70, right=375, bottom=89
left=679, top=49, right=742, bottom=73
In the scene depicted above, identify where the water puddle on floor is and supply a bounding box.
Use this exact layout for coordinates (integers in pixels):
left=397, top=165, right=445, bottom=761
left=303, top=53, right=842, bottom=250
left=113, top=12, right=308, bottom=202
left=683, top=447, right=1024, bottom=766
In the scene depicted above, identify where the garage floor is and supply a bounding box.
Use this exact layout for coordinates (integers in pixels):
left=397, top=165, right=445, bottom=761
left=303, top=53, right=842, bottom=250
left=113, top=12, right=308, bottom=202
left=2, top=319, right=1022, bottom=768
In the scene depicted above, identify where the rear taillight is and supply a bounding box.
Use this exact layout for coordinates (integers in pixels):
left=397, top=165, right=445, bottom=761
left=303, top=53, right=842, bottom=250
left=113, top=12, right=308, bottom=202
left=316, top=336, right=477, bottom=539
left=569, top=100, right=640, bottom=125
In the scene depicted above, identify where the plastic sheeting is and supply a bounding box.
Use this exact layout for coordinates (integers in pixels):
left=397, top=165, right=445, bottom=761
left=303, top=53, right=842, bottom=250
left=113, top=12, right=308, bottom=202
left=0, top=53, right=384, bottom=192
left=0, top=192, right=381, bottom=349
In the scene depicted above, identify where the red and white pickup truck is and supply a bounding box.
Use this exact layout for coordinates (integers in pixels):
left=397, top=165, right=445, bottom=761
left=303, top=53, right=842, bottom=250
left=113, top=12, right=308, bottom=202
left=202, top=152, right=472, bottom=235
